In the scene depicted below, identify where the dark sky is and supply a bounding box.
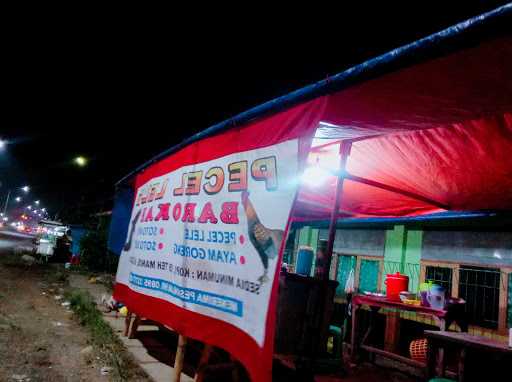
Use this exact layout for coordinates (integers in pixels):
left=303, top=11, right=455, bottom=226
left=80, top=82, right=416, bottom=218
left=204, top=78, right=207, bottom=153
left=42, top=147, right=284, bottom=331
left=1, top=1, right=509, bottom=220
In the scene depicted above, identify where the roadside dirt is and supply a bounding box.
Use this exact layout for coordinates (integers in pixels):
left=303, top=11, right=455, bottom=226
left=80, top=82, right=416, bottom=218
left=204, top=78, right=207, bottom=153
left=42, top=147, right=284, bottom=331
left=0, top=262, right=108, bottom=382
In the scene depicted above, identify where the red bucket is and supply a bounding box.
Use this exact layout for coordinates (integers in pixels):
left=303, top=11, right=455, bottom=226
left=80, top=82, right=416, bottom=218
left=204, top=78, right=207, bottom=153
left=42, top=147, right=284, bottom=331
left=385, top=272, right=409, bottom=301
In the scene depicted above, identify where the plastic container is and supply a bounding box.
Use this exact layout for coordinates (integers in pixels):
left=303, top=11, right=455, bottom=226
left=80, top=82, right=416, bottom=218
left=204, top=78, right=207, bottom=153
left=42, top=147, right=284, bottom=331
left=409, top=338, right=428, bottom=363
left=427, top=284, right=446, bottom=310
left=419, top=281, right=433, bottom=307
left=295, top=246, right=314, bottom=276
left=385, top=272, right=409, bottom=302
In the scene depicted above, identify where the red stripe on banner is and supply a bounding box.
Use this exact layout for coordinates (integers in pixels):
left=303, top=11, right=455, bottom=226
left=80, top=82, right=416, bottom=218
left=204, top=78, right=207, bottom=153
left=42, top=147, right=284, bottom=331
left=135, top=98, right=326, bottom=190
left=115, top=282, right=272, bottom=380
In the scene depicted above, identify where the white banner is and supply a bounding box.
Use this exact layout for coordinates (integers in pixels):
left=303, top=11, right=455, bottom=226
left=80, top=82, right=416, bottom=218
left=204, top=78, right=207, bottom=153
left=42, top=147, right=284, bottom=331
left=116, top=139, right=299, bottom=345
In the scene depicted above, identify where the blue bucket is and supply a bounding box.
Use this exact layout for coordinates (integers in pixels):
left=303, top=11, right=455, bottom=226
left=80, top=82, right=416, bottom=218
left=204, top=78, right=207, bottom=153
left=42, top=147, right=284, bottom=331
left=296, top=246, right=314, bottom=276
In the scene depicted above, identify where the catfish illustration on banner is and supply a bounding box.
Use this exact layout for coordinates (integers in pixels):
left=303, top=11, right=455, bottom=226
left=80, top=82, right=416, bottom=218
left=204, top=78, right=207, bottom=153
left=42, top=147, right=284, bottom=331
left=241, top=191, right=284, bottom=284
left=123, top=209, right=141, bottom=251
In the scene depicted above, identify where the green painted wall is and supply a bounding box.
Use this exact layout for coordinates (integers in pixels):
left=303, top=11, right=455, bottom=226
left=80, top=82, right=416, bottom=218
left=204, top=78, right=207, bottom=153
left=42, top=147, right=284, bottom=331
left=298, top=227, right=319, bottom=249
left=298, top=226, right=312, bottom=247
left=404, top=230, right=423, bottom=292
left=382, top=225, right=422, bottom=292
left=384, top=225, right=406, bottom=264
left=382, top=225, right=405, bottom=290
left=296, top=225, right=424, bottom=293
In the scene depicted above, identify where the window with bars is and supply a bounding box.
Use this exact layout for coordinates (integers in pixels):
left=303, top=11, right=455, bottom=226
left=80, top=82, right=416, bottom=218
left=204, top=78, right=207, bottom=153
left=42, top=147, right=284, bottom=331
left=425, top=266, right=453, bottom=293
left=424, top=265, right=502, bottom=329
left=359, top=259, right=380, bottom=293
left=331, top=255, right=381, bottom=296
left=335, top=255, right=356, bottom=296
left=458, top=266, right=500, bottom=329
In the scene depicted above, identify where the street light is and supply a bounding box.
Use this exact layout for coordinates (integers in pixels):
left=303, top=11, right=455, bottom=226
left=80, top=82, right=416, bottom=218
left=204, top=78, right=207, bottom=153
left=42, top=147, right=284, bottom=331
left=74, top=156, right=87, bottom=167
left=3, top=185, right=29, bottom=215
left=15, top=197, right=21, bottom=202
left=35, top=200, right=40, bottom=205
left=0, top=139, right=5, bottom=150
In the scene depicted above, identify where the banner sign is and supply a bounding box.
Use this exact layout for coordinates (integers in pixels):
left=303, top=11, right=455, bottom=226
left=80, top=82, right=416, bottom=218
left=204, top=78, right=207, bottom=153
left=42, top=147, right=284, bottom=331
left=114, top=98, right=325, bottom=381
left=115, top=138, right=300, bottom=377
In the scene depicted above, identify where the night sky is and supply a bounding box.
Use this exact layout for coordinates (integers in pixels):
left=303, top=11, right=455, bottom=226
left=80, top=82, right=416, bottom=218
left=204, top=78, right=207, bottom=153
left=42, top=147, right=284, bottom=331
left=1, top=1, right=509, bottom=221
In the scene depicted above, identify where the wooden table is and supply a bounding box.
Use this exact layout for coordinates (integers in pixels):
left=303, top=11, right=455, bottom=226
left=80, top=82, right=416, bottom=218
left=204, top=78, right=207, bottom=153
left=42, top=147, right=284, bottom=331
left=350, top=294, right=468, bottom=367
left=425, top=330, right=512, bottom=382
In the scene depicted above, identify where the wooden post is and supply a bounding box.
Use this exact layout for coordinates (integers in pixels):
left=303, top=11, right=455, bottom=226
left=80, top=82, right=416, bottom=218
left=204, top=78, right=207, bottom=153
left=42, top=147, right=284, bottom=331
left=128, top=316, right=141, bottom=339
left=350, top=302, right=359, bottom=363
left=426, top=337, right=437, bottom=380
left=194, top=344, right=213, bottom=382
left=174, top=335, right=188, bottom=382
left=354, top=256, right=362, bottom=291
left=451, top=264, right=460, bottom=298
left=458, top=348, right=466, bottom=382
left=384, top=311, right=400, bottom=352
left=230, top=355, right=240, bottom=382
left=124, top=311, right=133, bottom=337
left=498, top=269, right=510, bottom=334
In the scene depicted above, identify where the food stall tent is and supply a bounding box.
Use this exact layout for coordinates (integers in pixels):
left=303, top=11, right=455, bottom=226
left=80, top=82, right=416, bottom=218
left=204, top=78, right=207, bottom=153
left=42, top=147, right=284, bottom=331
left=109, top=5, right=512, bottom=381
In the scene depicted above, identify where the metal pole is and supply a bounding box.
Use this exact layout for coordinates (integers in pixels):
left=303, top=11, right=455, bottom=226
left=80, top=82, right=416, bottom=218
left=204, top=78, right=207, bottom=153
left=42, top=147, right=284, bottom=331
left=323, top=141, right=352, bottom=280
left=2, top=189, right=11, bottom=215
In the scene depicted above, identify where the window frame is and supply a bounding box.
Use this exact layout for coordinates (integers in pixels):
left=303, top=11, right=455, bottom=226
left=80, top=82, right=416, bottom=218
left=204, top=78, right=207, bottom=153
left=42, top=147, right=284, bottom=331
left=420, top=259, right=512, bottom=334
left=331, top=252, right=383, bottom=301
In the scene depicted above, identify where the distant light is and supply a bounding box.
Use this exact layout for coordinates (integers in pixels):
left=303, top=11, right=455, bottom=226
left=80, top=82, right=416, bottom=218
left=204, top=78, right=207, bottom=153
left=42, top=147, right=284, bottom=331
left=2, top=217, right=8, bottom=221
left=21, top=186, right=30, bottom=193
left=34, top=209, right=38, bottom=213
left=27, top=205, right=32, bottom=210
left=42, top=208, right=46, bottom=212
left=0, top=139, right=5, bottom=149
left=15, top=197, right=21, bottom=202
left=35, top=200, right=40, bottom=205
left=74, top=156, right=87, bottom=167
left=0, top=212, right=3, bottom=217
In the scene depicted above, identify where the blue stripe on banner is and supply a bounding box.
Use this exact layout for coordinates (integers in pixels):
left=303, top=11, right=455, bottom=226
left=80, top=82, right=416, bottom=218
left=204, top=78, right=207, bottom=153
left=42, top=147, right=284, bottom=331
left=129, top=272, right=243, bottom=317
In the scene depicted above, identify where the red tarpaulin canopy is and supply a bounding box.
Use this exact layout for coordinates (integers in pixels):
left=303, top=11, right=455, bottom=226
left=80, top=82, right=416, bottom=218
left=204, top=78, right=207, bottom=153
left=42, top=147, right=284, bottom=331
left=295, top=35, right=512, bottom=220
left=112, top=9, right=511, bottom=380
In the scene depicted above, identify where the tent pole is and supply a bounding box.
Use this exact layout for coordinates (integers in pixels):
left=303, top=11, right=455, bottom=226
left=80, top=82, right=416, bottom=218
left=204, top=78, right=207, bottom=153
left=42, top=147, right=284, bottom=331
left=324, top=141, right=352, bottom=280
left=344, top=173, right=449, bottom=210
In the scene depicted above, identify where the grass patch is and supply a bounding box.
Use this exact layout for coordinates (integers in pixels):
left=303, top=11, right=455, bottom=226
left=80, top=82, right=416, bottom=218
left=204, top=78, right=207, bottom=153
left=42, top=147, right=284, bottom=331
left=46, top=267, right=69, bottom=284
left=67, top=265, right=115, bottom=292
left=0, top=252, right=26, bottom=267
left=65, top=289, right=148, bottom=381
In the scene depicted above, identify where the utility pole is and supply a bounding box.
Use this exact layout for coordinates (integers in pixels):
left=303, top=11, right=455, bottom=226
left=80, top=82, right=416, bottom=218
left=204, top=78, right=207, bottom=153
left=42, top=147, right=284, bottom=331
left=2, top=189, right=11, bottom=215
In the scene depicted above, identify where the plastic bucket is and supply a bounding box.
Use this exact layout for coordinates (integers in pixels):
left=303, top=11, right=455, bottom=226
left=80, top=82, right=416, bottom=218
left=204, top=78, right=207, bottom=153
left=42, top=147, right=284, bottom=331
left=296, top=246, right=314, bottom=276
left=385, top=272, right=409, bottom=301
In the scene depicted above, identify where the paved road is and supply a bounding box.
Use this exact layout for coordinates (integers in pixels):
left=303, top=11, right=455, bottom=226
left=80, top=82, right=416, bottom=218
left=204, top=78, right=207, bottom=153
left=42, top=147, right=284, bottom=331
left=0, top=228, right=36, bottom=255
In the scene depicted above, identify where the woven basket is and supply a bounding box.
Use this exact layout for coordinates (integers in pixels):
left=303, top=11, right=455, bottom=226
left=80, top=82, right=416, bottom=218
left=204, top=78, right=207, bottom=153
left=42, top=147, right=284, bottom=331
left=409, top=338, right=428, bottom=363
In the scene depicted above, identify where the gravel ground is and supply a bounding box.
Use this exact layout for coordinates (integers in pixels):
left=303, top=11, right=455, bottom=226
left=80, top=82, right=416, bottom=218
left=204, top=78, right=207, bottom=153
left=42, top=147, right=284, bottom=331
left=0, top=262, right=109, bottom=381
